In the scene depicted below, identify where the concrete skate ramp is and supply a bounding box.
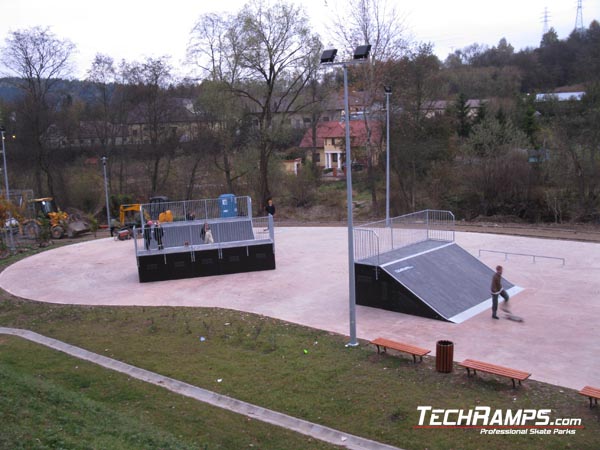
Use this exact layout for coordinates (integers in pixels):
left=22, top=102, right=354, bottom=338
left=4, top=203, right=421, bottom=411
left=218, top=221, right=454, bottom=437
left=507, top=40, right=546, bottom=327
left=356, top=242, right=519, bottom=323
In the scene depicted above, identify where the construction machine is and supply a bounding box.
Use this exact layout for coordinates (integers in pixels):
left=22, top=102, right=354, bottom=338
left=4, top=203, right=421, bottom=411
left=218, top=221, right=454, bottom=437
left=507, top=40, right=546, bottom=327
left=23, top=197, right=90, bottom=239
left=113, top=203, right=142, bottom=238
left=113, top=196, right=170, bottom=238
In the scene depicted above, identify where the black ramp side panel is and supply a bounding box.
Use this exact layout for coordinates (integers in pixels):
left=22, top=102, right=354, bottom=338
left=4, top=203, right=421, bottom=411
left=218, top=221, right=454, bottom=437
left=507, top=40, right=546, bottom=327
left=381, top=243, right=514, bottom=321
left=356, top=264, right=446, bottom=321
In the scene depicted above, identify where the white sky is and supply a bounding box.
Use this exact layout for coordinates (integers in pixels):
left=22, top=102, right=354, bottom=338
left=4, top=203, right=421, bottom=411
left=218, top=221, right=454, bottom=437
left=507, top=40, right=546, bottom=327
left=1, top=0, right=598, bottom=79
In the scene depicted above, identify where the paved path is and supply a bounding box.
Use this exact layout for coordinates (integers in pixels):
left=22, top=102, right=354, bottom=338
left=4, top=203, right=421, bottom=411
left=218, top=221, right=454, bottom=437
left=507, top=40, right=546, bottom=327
left=1, top=227, right=599, bottom=390
left=0, top=327, right=401, bottom=450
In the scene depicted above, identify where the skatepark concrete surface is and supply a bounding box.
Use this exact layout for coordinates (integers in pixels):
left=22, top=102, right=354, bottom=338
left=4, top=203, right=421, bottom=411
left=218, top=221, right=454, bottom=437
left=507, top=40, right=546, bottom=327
left=1, top=227, right=598, bottom=391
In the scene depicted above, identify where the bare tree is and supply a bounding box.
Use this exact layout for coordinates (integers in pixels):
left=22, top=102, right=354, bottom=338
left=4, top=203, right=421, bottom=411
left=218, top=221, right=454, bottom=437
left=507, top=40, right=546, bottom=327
left=86, top=54, right=129, bottom=193
left=120, top=57, right=179, bottom=195
left=328, top=0, right=408, bottom=215
left=460, top=115, right=530, bottom=216
left=187, top=13, right=243, bottom=85
left=189, top=0, right=322, bottom=206
left=328, top=0, right=407, bottom=62
left=1, top=26, right=75, bottom=197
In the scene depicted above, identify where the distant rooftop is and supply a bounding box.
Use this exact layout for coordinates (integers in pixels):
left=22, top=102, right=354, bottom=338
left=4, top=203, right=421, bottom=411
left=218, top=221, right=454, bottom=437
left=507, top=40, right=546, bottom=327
left=535, top=92, right=585, bottom=102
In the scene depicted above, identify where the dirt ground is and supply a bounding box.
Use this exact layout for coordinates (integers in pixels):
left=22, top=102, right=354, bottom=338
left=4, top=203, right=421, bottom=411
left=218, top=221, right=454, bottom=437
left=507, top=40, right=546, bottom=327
left=277, top=219, right=600, bottom=243
left=454, top=221, right=600, bottom=242
left=4, top=220, right=600, bottom=260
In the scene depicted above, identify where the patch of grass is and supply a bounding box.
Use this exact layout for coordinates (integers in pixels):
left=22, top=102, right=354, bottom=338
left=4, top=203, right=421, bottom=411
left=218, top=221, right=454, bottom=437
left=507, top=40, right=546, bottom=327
left=0, top=336, right=336, bottom=450
left=1, top=298, right=599, bottom=449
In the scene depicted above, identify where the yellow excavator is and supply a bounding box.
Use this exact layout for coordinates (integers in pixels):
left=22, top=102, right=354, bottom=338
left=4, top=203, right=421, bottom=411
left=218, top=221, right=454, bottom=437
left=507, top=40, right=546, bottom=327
left=113, top=196, right=170, bottom=238
left=23, top=197, right=90, bottom=239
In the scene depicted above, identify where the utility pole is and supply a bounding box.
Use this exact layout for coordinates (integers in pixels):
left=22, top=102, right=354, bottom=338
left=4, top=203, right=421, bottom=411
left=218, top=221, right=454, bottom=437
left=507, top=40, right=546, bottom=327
left=0, top=127, right=16, bottom=254
left=101, top=156, right=111, bottom=235
left=540, top=7, right=550, bottom=35
left=575, top=0, right=584, bottom=33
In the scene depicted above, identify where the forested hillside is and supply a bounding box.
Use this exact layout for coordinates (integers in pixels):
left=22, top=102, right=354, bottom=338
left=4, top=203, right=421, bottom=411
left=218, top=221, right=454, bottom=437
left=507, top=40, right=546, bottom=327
left=0, top=11, right=599, bottom=225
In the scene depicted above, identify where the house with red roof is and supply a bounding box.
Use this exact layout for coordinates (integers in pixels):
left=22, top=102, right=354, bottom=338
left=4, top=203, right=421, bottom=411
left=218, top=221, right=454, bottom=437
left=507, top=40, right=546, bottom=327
left=298, top=119, right=383, bottom=171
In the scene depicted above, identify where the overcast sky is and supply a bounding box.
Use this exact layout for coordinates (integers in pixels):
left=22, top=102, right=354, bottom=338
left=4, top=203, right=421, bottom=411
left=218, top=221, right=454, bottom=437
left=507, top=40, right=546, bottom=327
left=1, top=0, right=598, bottom=79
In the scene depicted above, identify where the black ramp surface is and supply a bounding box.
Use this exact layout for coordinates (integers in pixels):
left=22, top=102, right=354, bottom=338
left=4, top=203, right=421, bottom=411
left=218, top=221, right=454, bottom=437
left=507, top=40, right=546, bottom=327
left=381, top=243, right=514, bottom=322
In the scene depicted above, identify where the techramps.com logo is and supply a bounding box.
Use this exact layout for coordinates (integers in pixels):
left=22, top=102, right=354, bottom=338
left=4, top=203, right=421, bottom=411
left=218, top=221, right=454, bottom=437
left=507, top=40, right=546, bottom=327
left=414, top=406, right=583, bottom=435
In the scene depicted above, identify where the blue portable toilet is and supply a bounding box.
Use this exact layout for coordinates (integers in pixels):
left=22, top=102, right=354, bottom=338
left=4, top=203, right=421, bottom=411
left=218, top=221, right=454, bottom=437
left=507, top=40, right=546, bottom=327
left=219, top=194, right=237, bottom=218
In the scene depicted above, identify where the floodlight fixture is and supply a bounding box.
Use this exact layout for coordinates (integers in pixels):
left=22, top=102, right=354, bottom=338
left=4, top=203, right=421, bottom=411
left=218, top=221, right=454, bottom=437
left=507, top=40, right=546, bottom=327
left=353, top=45, right=372, bottom=60
left=318, top=43, right=372, bottom=347
left=320, top=49, right=337, bottom=63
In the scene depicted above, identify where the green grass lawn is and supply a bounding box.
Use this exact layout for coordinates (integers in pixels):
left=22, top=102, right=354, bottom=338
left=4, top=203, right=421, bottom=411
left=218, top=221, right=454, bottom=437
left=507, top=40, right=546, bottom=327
left=0, top=249, right=599, bottom=449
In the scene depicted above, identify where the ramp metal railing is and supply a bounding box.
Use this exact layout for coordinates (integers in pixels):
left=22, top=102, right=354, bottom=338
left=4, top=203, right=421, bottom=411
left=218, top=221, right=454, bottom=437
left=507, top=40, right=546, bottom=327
left=478, top=249, right=565, bottom=265
left=139, top=196, right=252, bottom=224
left=354, top=209, right=455, bottom=262
left=133, top=211, right=274, bottom=256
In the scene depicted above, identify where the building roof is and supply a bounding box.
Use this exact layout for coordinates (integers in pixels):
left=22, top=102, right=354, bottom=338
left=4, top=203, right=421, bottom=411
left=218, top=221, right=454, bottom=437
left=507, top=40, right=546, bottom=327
left=535, top=92, right=585, bottom=102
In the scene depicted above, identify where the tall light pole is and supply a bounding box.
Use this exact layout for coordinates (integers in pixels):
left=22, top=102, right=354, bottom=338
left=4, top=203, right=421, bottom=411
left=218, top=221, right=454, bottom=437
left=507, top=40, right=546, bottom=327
left=0, top=127, right=16, bottom=254
left=101, top=156, right=111, bottom=235
left=321, top=45, right=371, bottom=347
left=384, top=86, right=392, bottom=226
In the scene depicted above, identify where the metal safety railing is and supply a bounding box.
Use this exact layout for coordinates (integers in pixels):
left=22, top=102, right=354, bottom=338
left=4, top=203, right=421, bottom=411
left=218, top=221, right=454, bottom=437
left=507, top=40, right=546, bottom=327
left=478, top=249, right=565, bottom=266
left=139, top=196, right=252, bottom=224
left=354, top=209, right=455, bottom=262
left=133, top=213, right=274, bottom=256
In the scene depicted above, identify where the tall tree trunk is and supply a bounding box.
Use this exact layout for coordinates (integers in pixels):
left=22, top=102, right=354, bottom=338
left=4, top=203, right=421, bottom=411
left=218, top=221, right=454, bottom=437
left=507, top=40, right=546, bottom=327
left=259, top=147, right=271, bottom=207
left=186, top=157, right=202, bottom=200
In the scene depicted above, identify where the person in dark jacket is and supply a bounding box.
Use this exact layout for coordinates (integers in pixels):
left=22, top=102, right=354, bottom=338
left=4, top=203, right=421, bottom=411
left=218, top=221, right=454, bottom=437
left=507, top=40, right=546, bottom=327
left=265, top=197, right=275, bottom=216
left=143, top=220, right=153, bottom=250
left=491, top=265, right=509, bottom=319
left=154, top=221, right=164, bottom=250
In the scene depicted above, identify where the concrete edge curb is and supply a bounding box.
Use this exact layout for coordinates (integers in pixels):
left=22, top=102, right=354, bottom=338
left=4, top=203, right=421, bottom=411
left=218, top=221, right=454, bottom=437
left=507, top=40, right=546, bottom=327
left=0, top=327, right=402, bottom=450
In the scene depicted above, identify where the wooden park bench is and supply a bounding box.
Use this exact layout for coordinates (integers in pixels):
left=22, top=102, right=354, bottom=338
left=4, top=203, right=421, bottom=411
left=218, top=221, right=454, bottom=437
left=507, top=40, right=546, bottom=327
left=459, top=358, right=531, bottom=389
left=370, top=337, right=431, bottom=363
left=579, top=386, right=600, bottom=408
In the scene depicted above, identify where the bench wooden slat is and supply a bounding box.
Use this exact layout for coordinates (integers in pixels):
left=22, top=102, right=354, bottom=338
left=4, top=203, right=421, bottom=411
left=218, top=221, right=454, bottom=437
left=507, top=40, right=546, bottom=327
left=579, top=386, right=600, bottom=408
left=459, top=358, right=531, bottom=388
left=370, top=337, right=431, bottom=363
left=460, top=359, right=530, bottom=380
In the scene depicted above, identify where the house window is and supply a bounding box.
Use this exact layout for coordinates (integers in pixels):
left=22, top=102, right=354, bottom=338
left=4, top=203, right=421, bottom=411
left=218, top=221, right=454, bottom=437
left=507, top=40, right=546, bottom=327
left=332, top=153, right=338, bottom=163
left=313, top=153, right=320, bottom=162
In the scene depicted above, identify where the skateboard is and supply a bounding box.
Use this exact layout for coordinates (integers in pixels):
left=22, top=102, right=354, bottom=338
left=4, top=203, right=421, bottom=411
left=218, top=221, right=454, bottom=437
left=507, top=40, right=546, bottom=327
left=501, top=306, right=524, bottom=322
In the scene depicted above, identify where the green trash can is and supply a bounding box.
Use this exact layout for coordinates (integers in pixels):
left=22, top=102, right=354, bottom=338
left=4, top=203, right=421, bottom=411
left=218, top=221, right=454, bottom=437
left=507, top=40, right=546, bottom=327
left=436, top=340, right=454, bottom=373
